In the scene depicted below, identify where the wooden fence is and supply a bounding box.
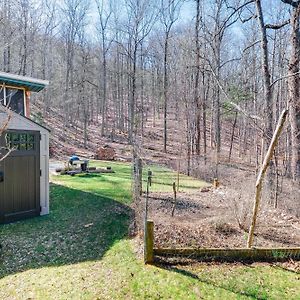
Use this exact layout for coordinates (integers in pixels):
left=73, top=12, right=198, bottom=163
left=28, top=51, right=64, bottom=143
left=144, top=220, right=300, bottom=264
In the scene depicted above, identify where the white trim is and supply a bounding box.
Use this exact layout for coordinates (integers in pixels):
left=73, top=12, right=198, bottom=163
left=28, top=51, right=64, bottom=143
left=1, top=84, right=26, bottom=116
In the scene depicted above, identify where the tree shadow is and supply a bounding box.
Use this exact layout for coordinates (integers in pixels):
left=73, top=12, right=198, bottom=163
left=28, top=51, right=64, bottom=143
left=271, top=264, right=300, bottom=275
left=0, top=183, right=133, bottom=279
left=155, top=262, right=266, bottom=299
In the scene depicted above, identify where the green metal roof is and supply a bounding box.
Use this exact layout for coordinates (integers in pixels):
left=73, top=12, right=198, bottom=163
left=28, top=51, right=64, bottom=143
left=0, top=71, right=49, bottom=92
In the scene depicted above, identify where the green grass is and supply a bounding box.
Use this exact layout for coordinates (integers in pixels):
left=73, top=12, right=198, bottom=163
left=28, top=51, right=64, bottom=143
left=55, top=161, right=209, bottom=202
left=0, top=161, right=299, bottom=299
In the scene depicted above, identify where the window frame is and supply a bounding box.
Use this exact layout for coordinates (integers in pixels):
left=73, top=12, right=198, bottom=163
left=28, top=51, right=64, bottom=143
left=0, top=84, right=26, bottom=116
left=5, top=131, right=37, bottom=153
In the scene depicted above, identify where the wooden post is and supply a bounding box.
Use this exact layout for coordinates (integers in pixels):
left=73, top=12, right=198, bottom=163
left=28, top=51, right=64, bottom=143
left=25, top=90, right=31, bottom=118
left=247, top=109, right=288, bottom=248
left=213, top=178, right=219, bottom=188
left=171, top=182, right=177, bottom=217
left=144, top=220, right=154, bottom=264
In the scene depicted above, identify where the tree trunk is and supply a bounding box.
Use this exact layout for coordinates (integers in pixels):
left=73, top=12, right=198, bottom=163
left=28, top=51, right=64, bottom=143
left=129, top=43, right=138, bottom=144
left=255, top=0, right=274, bottom=197
left=288, top=5, right=300, bottom=183
left=163, top=31, right=169, bottom=153
left=195, top=0, right=201, bottom=156
left=229, top=111, right=238, bottom=161
left=247, top=109, right=288, bottom=248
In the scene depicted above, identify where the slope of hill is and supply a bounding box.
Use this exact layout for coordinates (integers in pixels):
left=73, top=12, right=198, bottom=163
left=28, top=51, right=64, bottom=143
left=31, top=101, right=300, bottom=219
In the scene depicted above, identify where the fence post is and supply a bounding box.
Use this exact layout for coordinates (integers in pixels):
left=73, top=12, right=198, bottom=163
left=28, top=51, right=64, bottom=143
left=137, top=158, right=143, bottom=196
left=144, top=220, right=154, bottom=264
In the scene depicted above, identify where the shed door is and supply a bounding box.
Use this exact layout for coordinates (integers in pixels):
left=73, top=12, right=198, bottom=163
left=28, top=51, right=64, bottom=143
left=0, top=130, right=40, bottom=223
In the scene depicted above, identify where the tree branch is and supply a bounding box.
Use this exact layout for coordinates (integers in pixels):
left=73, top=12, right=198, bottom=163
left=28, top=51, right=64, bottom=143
left=265, top=19, right=290, bottom=29
left=240, top=14, right=257, bottom=23
left=219, top=57, right=241, bottom=69
left=215, top=0, right=255, bottom=38
left=243, top=39, right=261, bottom=52
left=270, top=70, right=300, bottom=88
left=0, top=107, right=13, bottom=161
left=0, top=109, right=11, bottom=136
left=206, top=60, right=262, bottom=122
left=281, top=0, right=300, bottom=8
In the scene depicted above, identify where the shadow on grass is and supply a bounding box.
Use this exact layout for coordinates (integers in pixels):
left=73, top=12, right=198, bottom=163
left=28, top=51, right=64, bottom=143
left=156, top=263, right=267, bottom=299
left=0, top=183, right=133, bottom=279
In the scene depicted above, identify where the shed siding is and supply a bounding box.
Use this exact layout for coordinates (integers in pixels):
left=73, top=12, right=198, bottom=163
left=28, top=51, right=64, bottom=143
left=0, top=110, right=49, bottom=216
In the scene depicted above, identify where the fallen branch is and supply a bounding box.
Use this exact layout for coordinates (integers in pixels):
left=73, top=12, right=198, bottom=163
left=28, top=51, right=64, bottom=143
left=0, top=107, right=13, bottom=162
left=247, top=109, right=288, bottom=248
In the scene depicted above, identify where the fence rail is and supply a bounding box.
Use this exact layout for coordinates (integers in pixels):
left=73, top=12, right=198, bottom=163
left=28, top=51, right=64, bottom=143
left=154, top=247, right=300, bottom=262
left=144, top=220, right=300, bottom=263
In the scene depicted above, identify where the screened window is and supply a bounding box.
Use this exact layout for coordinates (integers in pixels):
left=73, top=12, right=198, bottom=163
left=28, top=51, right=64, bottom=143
left=5, top=88, right=25, bottom=115
left=5, top=133, right=35, bottom=151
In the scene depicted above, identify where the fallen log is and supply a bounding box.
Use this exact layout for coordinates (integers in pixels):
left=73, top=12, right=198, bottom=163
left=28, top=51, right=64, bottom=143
left=88, top=168, right=115, bottom=174
left=64, top=168, right=115, bottom=175
left=247, top=109, right=288, bottom=248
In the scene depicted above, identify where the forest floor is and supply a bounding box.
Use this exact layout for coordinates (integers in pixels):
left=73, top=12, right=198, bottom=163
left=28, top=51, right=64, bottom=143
left=147, top=188, right=300, bottom=249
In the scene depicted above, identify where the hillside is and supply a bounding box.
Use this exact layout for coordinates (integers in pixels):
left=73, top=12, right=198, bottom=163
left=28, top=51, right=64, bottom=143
left=33, top=100, right=256, bottom=169
left=32, top=101, right=300, bottom=220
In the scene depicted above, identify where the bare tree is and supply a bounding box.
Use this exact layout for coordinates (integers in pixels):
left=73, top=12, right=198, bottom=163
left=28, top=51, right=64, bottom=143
left=60, top=0, right=90, bottom=126
left=124, top=0, right=157, bottom=143
left=0, top=0, right=298, bottom=197
left=95, top=0, right=113, bottom=137
left=194, top=0, right=202, bottom=156
left=160, top=0, right=182, bottom=153
left=281, top=0, right=300, bottom=183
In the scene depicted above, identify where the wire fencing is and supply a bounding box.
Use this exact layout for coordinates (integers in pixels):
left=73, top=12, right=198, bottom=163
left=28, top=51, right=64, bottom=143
left=130, top=145, right=300, bottom=264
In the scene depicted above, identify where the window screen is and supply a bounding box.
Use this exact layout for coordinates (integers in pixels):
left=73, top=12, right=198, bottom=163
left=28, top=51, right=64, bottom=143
left=6, top=88, right=25, bottom=115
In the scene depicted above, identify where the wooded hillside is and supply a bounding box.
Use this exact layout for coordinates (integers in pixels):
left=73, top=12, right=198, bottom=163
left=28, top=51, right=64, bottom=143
left=1, top=0, right=300, bottom=194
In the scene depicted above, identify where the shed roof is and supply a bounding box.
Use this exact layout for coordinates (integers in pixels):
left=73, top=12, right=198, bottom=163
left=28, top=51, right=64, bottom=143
left=0, top=71, right=49, bottom=92
left=0, top=106, right=51, bottom=132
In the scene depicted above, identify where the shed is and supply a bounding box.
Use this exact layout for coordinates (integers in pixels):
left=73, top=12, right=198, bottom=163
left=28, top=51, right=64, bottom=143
left=0, top=72, right=49, bottom=223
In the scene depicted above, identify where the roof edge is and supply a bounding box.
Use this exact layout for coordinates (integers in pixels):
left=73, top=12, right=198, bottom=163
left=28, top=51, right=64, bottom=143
left=0, top=105, right=51, bottom=132
left=0, top=71, right=49, bottom=87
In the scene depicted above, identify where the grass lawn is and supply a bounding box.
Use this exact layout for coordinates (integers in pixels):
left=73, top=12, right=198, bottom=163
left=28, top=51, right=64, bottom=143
left=0, top=160, right=299, bottom=299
